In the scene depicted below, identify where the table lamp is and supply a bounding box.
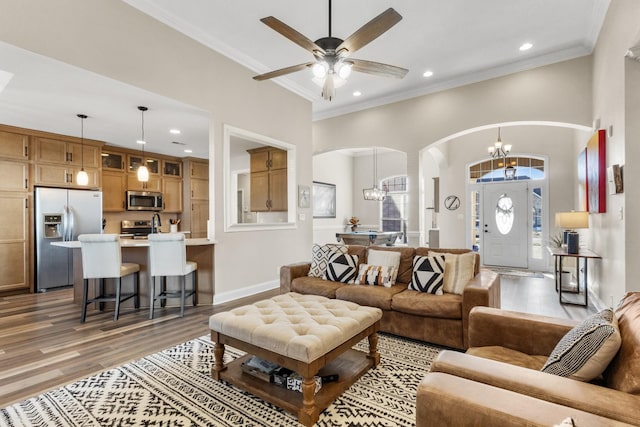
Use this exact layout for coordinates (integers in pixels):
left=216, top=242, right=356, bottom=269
left=555, top=211, right=589, bottom=254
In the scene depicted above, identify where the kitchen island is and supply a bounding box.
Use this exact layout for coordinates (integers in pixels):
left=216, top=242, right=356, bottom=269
left=52, top=238, right=215, bottom=311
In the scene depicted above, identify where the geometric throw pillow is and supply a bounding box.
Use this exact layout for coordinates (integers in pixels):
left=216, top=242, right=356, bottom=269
left=430, top=251, right=476, bottom=295
left=308, top=244, right=348, bottom=278
left=541, top=309, right=621, bottom=382
left=323, top=253, right=359, bottom=284
left=354, top=264, right=398, bottom=287
left=408, top=255, right=446, bottom=294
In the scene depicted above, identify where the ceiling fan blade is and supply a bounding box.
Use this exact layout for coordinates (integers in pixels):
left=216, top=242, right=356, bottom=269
left=350, top=59, right=408, bottom=79
left=260, top=16, right=326, bottom=55
left=253, top=62, right=315, bottom=81
left=336, top=8, right=402, bottom=55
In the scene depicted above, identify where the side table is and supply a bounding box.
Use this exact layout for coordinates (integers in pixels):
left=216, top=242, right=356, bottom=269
left=547, top=247, right=601, bottom=307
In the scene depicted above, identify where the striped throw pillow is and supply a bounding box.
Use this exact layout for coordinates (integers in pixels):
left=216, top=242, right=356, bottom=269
left=355, top=264, right=398, bottom=287
left=541, top=309, right=621, bottom=381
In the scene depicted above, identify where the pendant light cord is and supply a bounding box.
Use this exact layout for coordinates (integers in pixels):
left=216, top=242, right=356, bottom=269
left=77, top=114, right=87, bottom=170
left=328, top=0, right=332, bottom=37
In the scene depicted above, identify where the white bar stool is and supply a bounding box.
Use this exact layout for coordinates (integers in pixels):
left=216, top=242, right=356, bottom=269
left=78, top=234, right=140, bottom=323
left=148, top=233, right=197, bottom=319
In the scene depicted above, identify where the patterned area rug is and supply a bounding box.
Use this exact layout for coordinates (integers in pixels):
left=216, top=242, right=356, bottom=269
left=0, top=333, right=442, bottom=426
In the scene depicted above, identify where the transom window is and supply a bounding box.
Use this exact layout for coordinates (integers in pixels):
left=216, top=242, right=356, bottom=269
left=469, top=156, right=545, bottom=183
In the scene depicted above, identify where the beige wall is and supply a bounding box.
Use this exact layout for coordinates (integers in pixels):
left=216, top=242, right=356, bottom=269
left=0, top=0, right=313, bottom=300
left=591, top=0, right=640, bottom=303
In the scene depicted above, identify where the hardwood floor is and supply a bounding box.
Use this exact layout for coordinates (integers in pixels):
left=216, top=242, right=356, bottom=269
left=0, top=272, right=598, bottom=408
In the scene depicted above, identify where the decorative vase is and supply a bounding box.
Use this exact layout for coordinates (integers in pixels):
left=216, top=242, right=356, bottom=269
left=351, top=225, right=357, bottom=232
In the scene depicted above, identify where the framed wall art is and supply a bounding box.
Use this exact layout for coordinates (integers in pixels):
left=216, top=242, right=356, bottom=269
left=312, top=181, right=336, bottom=218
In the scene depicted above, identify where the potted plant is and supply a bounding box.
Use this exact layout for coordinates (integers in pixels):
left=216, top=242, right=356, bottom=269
left=349, top=217, right=360, bottom=232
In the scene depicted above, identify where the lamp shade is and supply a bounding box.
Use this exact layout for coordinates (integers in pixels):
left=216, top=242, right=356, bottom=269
left=555, top=211, right=589, bottom=229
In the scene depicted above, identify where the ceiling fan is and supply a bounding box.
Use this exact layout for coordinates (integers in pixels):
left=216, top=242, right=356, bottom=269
left=253, top=0, right=408, bottom=101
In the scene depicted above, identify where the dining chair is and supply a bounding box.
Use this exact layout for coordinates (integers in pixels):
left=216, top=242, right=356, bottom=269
left=147, top=233, right=198, bottom=319
left=78, top=234, right=140, bottom=323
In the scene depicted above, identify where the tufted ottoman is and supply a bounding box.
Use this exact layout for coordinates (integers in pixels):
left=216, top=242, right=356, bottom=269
left=209, top=292, right=382, bottom=426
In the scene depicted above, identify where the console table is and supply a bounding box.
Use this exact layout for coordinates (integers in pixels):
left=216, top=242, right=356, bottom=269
left=547, top=247, right=601, bottom=306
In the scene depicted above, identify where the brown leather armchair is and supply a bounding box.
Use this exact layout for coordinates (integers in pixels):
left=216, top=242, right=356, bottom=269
left=416, top=292, right=640, bottom=426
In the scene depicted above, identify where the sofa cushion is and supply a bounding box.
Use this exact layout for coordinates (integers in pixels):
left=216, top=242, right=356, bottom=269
left=291, top=276, right=345, bottom=298
left=392, top=289, right=462, bottom=319
left=408, top=254, right=446, bottom=294
left=467, top=345, right=548, bottom=370
left=368, top=246, right=416, bottom=284
left=336, top=283, right=407, bottom=310
left=323, top=253, right=358, bottom=283
left=308, top=244, right=348, bottom=278
left=417, top=248, right=480, bottom=276
left=605, top=292, right=640, bottom=394
left=428, top=251, right=476, bottom=295
left=354, top=264, right=398, bottom=287
left=347, top=245, right=368, bottom=266
left=541, top=308, right=621, bottom=382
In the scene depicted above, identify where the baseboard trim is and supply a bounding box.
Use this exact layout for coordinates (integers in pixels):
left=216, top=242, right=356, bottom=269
left=213, top=280, right=279, bottom=305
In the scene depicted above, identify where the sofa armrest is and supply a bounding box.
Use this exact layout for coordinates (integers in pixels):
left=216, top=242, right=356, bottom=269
left=468, top=306, right=577, bottom=355
left=280, top=262, right=310, bottom=293
left=461, top=269, right=501, bottom=348
left=431, top=350, right=640, bottom=426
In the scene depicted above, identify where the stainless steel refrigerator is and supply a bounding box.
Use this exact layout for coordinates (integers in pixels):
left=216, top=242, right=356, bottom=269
left=35, top=187, right=103, bottom=291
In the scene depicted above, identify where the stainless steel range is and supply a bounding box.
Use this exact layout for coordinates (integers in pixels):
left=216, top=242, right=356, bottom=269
left=121, top=220, right=152, bottom=239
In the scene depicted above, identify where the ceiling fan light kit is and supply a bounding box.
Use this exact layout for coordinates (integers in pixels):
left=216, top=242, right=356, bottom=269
left=254, top=0, right=408, bottom=101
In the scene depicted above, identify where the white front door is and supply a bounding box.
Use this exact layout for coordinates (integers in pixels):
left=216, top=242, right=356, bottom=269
left=482, top=182, right=528, bottom=268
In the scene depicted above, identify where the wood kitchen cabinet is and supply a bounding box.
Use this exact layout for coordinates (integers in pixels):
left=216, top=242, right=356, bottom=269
left=102, top=150, right=126, bottom=171
left=182, top=158, right=209, bottom=238
left=0, top=130, right=29, bottom=160
left=35, top=163, right=100, bottom=187
left=102, top=170, right=127, bottom=212
left=127, top=174, right=162, bottom=192
left=0, top=193, right=29, bottom=293
left=247, top=146, right=287, bottom=212
left=33, top=136, right=101, bottom=188
left=35, top=137, right=100, bottom=168
left=163, top=178, right=183, bottom=213
left=0, top=127, right=30, bottom=293
left=128, top=154, right=159, bottom=175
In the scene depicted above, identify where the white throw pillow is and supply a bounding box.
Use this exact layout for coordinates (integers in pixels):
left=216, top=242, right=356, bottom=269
left=541, top=309, right=621, bottom=382
left=429, top=251, right=476, bottom=294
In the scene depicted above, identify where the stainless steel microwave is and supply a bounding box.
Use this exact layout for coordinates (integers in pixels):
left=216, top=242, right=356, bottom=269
left=126, top=190, right=163, bottom=211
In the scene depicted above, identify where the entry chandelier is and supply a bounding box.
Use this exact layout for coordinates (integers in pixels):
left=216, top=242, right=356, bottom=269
left=76, top=114, right=89, bottom=186
left=487, top=127, right=516, bottom=179
left=136, top=106, right=149, bottom=182
left=363, top=147, right=386, bottom=201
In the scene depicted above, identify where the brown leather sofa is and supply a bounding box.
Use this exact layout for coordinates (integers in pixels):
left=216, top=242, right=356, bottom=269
left=280, top=245, right=500, bottom=350
left=416, top=292, right=640, bottom=426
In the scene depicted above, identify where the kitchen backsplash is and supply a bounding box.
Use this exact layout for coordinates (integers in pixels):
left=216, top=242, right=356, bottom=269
left=103, top=212, right=182, bottom=234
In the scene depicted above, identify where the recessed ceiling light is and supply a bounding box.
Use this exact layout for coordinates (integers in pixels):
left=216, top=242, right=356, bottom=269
left=169, top=129, right=181, bottom=134
left=423, top=70, right=434, bottom=77
left=136, top=140, right=145, bottom=145
left=184, top=149, right=193, bottom=153
left=353, top=91, right=362, bottom=97
left=519, top=43, right=533, bottom=51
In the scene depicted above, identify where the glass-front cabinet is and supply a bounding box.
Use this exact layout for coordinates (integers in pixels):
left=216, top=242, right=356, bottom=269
left=101, top=150, right=125, bottom=170
left=128, top=154, right=159, bottom=175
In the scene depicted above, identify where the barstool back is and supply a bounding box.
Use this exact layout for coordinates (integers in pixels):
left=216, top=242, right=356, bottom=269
left=78, top=234, right=122, bottom=279
left=148, top=233, right=188, bottom=276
